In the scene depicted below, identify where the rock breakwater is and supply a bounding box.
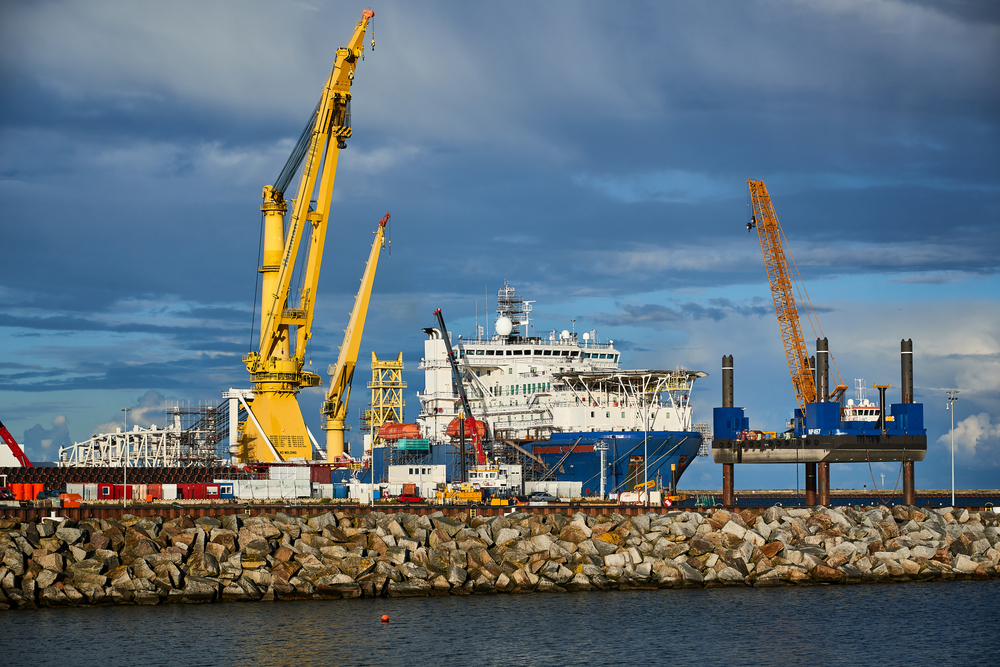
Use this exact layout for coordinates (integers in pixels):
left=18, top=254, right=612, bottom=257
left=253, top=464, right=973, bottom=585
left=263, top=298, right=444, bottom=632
left=2, top=505, right=998, bottom=609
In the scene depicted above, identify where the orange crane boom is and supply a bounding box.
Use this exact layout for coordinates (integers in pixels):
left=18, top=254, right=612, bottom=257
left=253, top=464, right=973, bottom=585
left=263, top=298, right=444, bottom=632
left=747, top=179, right=817, bottom=415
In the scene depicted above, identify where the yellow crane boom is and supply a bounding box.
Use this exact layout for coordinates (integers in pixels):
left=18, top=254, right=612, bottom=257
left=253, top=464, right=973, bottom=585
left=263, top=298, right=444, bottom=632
left=747, top=179, right=817, bottom=415
left=237, top=9, right=374, bottom=463
left=322, top=212, right=390, bottom=460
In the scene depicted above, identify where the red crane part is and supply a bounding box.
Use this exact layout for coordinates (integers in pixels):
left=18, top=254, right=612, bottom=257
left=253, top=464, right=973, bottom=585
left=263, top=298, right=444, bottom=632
left=0, top=420, right=33, bottom=467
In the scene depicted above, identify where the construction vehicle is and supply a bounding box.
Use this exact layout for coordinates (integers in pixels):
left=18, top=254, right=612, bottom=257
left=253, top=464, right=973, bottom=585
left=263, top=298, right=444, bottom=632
left=433, top=309, right=488, bottom=467
left=434, top=483, right=484, bottom=505
left=0, top=420, right=32, bottom=467
left=746, top=179, right=847, bottom=415
left=322, top=212, right=391, bottom=460
left=237, top=9, right=375, bottom=463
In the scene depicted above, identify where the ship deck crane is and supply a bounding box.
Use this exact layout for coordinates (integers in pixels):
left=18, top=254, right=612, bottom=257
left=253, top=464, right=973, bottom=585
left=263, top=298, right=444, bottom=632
left=433, top=309, right=488, bottom=467
left=0, top=420, right=32, bottom=467
left=747, top=179, right=846, bottom=415
left=322, top=212, right=390, bottom=460
left=238, top=9, right=375, bottom=463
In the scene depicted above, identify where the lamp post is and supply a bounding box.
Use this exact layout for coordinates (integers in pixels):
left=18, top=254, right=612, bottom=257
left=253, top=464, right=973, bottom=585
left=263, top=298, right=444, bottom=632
left=946, top=389, right=959, bottom=506
left=121, top=407, right=131, bottom=508
left=643, top=378, right=650, bottom=508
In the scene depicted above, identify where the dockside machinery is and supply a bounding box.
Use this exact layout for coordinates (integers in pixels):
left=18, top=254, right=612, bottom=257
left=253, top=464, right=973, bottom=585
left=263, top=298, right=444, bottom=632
left=237, top=9, right=375, bottom=463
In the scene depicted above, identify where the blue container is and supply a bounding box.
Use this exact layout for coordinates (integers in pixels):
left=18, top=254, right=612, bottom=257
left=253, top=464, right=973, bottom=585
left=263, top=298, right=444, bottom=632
left=334, top=484, right=348, bottom=499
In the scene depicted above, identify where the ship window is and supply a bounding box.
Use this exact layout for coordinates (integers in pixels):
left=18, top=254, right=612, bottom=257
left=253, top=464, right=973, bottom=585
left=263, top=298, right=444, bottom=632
left=544, top=350, right=551, bottom=356
left=607, top=412, right=610, bottom=418
left=591, top=411, right=595, bottom=417
left=622, top=412, right=626, bottom=418
left=570, top=351, right=578, bottom=357
left=476, top=350, right=484, bottom=355
left=513, top=350, right=522, bottom=355
left=508, top=368, right=512, bottom=374
left=599, top=354, right=606, bottom=359
left=409, top=468, right=414, bottom=474
left=535, top=350, right=542, bottom=355
left=561, top=351, right=568, bottom=356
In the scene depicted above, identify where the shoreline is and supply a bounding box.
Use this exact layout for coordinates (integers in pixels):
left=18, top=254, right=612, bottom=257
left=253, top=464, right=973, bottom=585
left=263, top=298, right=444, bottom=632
left=2, top=504, right=997, bottom=610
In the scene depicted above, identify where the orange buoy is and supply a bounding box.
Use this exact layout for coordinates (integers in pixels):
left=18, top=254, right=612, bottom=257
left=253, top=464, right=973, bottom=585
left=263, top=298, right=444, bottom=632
left=381, top=614, right=389, bottom=623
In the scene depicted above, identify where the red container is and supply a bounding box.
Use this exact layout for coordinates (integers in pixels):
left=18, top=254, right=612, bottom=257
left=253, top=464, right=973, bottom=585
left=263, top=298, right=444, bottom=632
left=99, top=483, right=114, bottom=499
left=149, top=483, right=163, bottom=500
left=12, top=483, right=25, bottom=501
left=310, top=466, right=332, bottom=484
left=32, top=483, right=45, bottom=500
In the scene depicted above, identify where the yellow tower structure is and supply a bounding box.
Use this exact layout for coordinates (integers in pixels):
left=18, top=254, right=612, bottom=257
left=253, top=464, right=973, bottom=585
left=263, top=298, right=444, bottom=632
left=367, top=352, right=406, bottom=443
left=238, top=9, right=375, bottom=463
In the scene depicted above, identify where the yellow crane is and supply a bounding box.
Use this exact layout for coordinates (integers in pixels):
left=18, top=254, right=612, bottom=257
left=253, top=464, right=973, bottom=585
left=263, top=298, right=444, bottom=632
left=747, top=179, right=845, bottom=416
left=238, top=9, right=375, bottom=463
left=322, top=212, right=390, bottom=460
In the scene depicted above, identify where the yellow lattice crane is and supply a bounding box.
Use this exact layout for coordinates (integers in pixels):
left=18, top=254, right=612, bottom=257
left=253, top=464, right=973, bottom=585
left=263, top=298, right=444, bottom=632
left=322, top=213, right=390, bottom=460
left=238, top=9, right=375, bottom=463
left=747, top=179, right=846, bottom=416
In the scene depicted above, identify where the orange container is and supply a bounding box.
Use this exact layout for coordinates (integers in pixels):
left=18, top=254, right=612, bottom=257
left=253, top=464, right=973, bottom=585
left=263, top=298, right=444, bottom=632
left=60, top=493, right=82, bottom=508
left=32, top=483, right=45, bottom=500
left=12, top=483, right=25, bottom=500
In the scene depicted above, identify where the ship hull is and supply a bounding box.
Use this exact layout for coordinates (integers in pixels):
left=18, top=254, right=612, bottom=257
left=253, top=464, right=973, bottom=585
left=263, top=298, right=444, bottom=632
left=521, top=430, right=702, bottom=495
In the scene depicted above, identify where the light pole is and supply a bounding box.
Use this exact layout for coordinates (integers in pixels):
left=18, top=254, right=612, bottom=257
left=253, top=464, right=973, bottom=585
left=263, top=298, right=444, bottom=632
left=643, top=379, right=650, bottom=508
left=946, top=389, right=959, bottom=506
left=880, top=473, right=885, bottom=491
left=121, top=407, right=131, bottom=508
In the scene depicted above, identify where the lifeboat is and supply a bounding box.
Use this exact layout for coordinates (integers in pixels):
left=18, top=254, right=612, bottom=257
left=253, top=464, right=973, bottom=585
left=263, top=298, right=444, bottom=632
left=445, top=418, right=488, bottom=439
left=376, top=422, right=421, bottom=441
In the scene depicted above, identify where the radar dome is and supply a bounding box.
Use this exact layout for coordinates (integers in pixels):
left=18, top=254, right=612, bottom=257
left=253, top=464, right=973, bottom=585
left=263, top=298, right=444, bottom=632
left=495, top=316, right=513, bottom=336
left=560, top=329, right=570, bottom=340
left=582, top=333, right=590, bottom=341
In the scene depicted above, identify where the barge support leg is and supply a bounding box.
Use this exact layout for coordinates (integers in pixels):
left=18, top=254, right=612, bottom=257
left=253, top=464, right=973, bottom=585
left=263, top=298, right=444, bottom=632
left=818, top=462, right=830, bottom=506
left=805, top=463, right=817, bottom=506
left=723, top=463, right=734, bottom=506
left=902, top=461, right=915, bottom=505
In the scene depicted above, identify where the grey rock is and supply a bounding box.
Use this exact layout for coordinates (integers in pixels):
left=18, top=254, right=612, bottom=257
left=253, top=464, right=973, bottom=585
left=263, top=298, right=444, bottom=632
left=388, top=578, right=432, bottom=597
left=399, top=562, right=430, bottom=580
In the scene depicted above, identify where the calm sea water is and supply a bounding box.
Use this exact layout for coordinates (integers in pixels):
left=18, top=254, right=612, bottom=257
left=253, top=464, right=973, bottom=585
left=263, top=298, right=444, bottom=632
left=2, top=581, right=996, bottom=666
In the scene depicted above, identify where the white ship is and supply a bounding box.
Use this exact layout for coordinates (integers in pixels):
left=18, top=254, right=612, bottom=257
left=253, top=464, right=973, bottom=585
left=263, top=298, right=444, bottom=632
left=412, top=282, right=707, bottom=493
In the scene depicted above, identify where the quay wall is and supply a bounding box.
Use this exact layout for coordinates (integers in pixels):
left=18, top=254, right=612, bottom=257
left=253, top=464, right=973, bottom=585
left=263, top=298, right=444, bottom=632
left=2, top=504, right=998, bottom=610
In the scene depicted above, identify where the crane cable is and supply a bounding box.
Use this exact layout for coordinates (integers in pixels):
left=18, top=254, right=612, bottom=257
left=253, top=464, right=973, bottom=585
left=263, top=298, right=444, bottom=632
left=249, top=205, right=265, bottom=351
left=775, top=210, right=847, bottom=394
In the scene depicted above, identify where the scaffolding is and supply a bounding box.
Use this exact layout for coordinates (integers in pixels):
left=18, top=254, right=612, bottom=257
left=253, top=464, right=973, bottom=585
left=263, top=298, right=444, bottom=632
left=364, top=351, right=406, bottom=441
left=495, top=280, right=534, bottom=337
left=693, top=422, right=712, bottom=457
left=58, top=402, right=228, bottom=468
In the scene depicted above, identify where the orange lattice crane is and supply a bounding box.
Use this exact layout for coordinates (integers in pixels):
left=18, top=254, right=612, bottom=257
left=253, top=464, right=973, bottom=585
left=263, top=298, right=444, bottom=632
left=747, top=179, right=846, bottom=415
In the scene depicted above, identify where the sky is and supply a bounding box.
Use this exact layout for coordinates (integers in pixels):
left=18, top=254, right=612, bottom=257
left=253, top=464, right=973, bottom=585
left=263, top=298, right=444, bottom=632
left=1, top=0, right=997, bottom=491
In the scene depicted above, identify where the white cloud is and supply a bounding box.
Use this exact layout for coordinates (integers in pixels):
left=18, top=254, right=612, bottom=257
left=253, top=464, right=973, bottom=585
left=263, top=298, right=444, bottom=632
left=936, top=412, right=1000, bottom=465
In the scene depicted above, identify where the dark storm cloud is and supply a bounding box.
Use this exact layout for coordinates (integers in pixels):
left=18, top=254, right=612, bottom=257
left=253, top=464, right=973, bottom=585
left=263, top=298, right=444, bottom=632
left=0, top=353, right=244, bottom=393
left=596, top=298, right=775, bottom=326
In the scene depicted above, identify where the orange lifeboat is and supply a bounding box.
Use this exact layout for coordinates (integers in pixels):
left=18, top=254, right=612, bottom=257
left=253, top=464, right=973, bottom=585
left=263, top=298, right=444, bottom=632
left=445, top=418, right=488, bottom=439
left=376, top=422, right=421, bottom=441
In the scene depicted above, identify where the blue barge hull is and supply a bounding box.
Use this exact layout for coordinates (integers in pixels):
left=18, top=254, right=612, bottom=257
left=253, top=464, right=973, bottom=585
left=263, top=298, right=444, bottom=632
left=523, top=431, right=702, bottom=495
